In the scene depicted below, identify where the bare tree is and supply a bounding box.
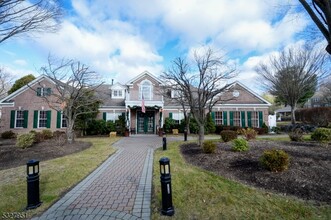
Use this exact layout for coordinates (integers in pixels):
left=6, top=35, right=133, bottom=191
left=256, top=44, right=327, bottom=124
left=299, top=0, right=331, bottom=54
left=39, top=57, right=103, bottom=143
left=0, top=0, right=62, bottom=44
left=161, top=47, right=237, bottom=147
left=320, top=78, right=331, bottom=104
left=0, top=67, right=13, bottom=98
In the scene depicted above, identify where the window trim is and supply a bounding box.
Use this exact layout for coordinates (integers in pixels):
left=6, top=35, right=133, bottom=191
left=112, top=89, right=124, bottom=99
left=38, top=110, right=48, bottom=128
left=139, top=80, right=152, bottom=101
left=15, top=110, right=25, bottom=128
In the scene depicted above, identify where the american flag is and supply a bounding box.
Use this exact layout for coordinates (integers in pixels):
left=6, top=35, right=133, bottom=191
left=141, top=94, right=145, bottom=113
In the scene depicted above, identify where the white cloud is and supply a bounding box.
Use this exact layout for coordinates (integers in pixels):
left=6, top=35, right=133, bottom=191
left=13, top=59, right=28, bottom=66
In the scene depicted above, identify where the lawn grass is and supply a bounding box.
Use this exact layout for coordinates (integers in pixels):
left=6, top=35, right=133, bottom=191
left=0, top=137, right=119, bottom=218
left=152, top=141, right=331, bottom=219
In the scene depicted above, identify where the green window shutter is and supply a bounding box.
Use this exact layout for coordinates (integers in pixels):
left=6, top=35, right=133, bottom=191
left=247, top=111, right=252, bottom=128
left=122, top=112, right=125, bottom=117
left=169, top=112, right=173, bottom=119
left=46, top=88, right=52, bottom=96
left=259, top=111, right=263, bottom=128
left=57, top=111, right=61, bottom=128
left=211, top=112, right=215, bottom=123
left=46, top=110, right=51, bottom=128
left=103, top=112, right=107, bottom=121
left=23, top=110, right=29, bottom=128
left=229, top=111, right=234, bottom=126
left=223, top=111, right=227, bottom=125
left=241, top=111, right=246, bottom=128
left=10, top=110, right=15, bottom=128
left=36, top=88, right=41, bottom=96
left=33, top=110, right=38, bottom=128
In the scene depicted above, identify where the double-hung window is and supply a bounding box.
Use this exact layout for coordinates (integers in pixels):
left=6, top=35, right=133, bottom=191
left=15, top=110, right=25, bottom=128
left=215, top=111, right=223, bottom=125
left=39, top=111, right=47, bottom=128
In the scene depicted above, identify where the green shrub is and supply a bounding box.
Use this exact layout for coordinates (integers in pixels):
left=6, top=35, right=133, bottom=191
left=311, top=128, right=331, bottom=143
left=205, top=113, right=216, bottom=134
left=41, top=129, right=53, bottom=139
left=288, top=128, right=303, bottom=142
left=220, top=130, right=237, bottom=142
left=232, top=138, right=249, bottom=152
left=33, top=131, right=44, bottom=143
left=241, top=128, right=258, bottom=141
left=1, top=130, right=16, bottom=139
left=203, top=140, right=217, bottom=154
left=260, top=149, right=290, bottom=172
left=16, top=133, right=35, bottom=149
left=271, top=126, right=281, bottom=134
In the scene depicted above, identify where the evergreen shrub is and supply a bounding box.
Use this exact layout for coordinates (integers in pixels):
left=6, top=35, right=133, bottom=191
left=16, top=133, right=35, bottom=149
left=260, top=149, right=290, bottom=172
left=203, top=140, right=217, bottom=154
left=232, top=138, right=249, bottom=152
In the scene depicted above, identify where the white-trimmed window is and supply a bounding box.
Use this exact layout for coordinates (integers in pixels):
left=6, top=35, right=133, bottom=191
left=251, top=111, right=259, bottom=128
left=15, top=110, right=24, bottom=128
left=37, top=87, right=51, bottom=97
left=139, top=80, right=152, bottom=100
left=215, top=111, right=223, bottom=125
left=106, top=112, right=122, bottom=122
left=112, top=89, right=124, bottom=98
left=61, top=115, right=67, bottom=128
left=172, top=112, right=184, bottom=124
left=39, top=111, right=47, bottom=128
left=233, top=111, right=241, bottom=127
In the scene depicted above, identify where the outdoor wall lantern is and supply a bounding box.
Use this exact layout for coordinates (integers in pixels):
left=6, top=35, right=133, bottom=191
left=159, top=157, right=174, bottom=216
left=26, top=160, right=42, bottom=210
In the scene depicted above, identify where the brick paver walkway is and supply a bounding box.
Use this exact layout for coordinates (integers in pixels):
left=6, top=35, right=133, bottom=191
left=33, top=135, right=161, bottom=220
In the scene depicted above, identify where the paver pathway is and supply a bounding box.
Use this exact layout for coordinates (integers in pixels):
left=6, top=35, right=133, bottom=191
left=33, top=135, right=162, bottom=220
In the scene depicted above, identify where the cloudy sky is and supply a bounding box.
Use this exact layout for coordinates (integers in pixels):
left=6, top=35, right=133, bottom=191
left=0, top=0, right=320, bottom=93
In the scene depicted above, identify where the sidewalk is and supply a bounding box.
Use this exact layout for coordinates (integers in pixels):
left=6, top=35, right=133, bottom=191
left=33, top=135, right=161, bottom=220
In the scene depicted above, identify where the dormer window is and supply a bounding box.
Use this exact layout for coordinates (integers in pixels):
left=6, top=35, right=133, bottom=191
left=112, top=89, right=124, bottom=99
left=139, top=80, right=152, bottom=100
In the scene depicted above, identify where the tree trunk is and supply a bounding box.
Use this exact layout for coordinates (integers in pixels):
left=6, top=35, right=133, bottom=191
left=66, top=120, right=75, bottom=144
left=198, top=124, right=205, bottom=147
left=291, top=106, right=296, bottom=125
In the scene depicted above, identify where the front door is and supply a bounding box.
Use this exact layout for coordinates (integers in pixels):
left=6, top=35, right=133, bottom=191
left=137, top=111, right=155, bottom=134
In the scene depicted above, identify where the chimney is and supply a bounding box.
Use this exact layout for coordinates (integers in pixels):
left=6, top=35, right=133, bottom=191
left=111, top=79, right=114, bottom=85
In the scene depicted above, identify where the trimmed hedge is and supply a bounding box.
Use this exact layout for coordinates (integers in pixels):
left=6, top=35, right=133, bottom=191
left=296, top=107, right=331, bottom=127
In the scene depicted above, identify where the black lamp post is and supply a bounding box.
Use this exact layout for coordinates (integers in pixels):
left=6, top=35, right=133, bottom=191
left=162, top=132, right=167, bottom=150
left=159, top=157, right=174, bottom=216
left=26, top=160, right=42, bottom=210
left=184, top=129, right=187, bottom=141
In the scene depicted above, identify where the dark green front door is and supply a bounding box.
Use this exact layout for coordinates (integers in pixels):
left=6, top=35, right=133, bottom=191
left=137, top=111, right=155, bottom=133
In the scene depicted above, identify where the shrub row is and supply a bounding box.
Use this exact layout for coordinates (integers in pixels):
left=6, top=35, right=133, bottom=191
left=296, top=107, right=331, bottom=127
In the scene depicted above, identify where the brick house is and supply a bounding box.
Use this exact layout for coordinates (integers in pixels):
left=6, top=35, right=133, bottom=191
left=96, top=71, right=271, bottom=134
left=0, top=71, right=271, bottom=134
left=0, top=75, right=67, bottom=134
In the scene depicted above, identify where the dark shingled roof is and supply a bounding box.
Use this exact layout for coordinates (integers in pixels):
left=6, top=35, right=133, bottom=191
left=95, top=84, right=125, bottom=107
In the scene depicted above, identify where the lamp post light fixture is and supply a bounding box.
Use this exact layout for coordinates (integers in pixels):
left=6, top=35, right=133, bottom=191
left=162, top=132, right=167, bottom=150
left=159, top=157, right=174, bottom=216
left=26, top=160, right=42, bottom=210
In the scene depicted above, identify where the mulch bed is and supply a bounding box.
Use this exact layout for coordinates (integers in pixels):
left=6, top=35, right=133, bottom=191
left=0, top=138, right=91, bottom=170
left=181, top=140, right=331, bottom=205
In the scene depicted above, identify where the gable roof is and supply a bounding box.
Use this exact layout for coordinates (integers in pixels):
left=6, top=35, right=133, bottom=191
left=229, top=81, right=272, bottom=106
left=0, top=74, right=55, bottom=104
left=126, top=71, right=163, bottom=86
